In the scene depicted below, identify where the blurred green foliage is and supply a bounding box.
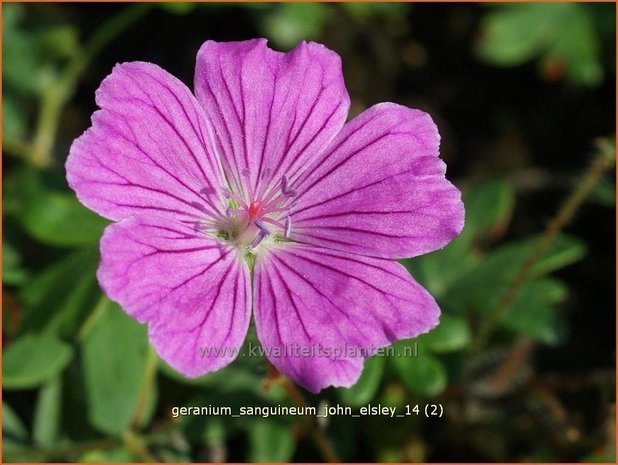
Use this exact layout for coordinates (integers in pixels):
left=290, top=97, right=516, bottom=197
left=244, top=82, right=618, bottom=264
left=476, top=3, right=606, bottom=86
left=2, top=3, right=615, bottom=463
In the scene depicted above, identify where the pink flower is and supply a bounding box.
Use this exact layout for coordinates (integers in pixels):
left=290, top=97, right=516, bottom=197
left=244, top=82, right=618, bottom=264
left=66, top=39, right=464, bottom=393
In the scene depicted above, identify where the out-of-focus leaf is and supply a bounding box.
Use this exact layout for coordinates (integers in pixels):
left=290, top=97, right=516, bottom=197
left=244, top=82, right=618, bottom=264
left=248, top=420, right=295, bottom=462
left=80, top=448, right=136, bottom=463
left=19, top=247, right=99, bottom=337
left=3, top=4, right=41, bottom=96
left=2, top=402, right=28, bottom=440
left=476, top=3, right=603, bottom=86
left=3, top=332, right=73, bottom=389
left=33, top=376, right=62, bottom=447
left=503, top=278, right=567, bottom=344
left=418, top=315, right=471, bottom=353
left=81, top=300, right=150, bottom=436
left=404, top=233, right=476, bottom=300
left=263, top=3, right=327, bottom=48
left=159, top=2, right=196, bottom=14
left=2, top=95, right=27, bottom=142
left=37, top=25, right=80, bottom=59
left=2, top=239, right=29, bottom=286
left=338, top=356, right=384, bottom=406
left=342, top=2, right=406, bottom=18
left=22, top=191, right=109, bottom=246
left=392, top=353, right=447, bottom=397
left=463, top=177, right=515, bottom=238
left=2, top=166, right=43, bottom=218
left=445, top=234, right=585, bottom=314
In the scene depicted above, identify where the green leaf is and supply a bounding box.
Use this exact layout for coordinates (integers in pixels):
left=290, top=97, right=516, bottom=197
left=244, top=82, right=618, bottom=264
left=19, top=248, right=100, bottom=337
left=80, top=448, right=136, bottom=463
left=2, top=402, right=28, bottom=440
left=503, top=278, right=567, bottom=344
left=80, top=300, right=150, bottom=436
left=33, top=376, right=62, bottom=447
left=2, top=238, right=29, bottom=286
left=476, top=3, right=603, bottom=86
left=463, top=177, right=514, bottom=239
left=418, top=315, right=471, bottom=353
left=476, top=4, right=559, bottom=66
left=392, top=353, right=447, bottom=397
left=338, top=356, right=384, bottom=406
left=21, top=191, right=109, bottom=246
left=3, top=332, right=73, bottom=389
left=445, top=234, right=585, bottom=314
left=248, top=420, right=295, bottom=462
left=37, top=25, right=80, bottom=59
left=2, top=94, right=27, bottom=142
left=262, top=3, right=327, bottom=48
left=158, top=2, right=196, bottom=14
left=403, top=233, right=476, bottom=300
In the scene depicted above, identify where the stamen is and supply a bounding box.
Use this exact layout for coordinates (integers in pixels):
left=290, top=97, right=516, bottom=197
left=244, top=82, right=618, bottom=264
left=190, top=201, right=209, bottom=213
left=200, top=186, right=215, bottom=196
left=251, top=232, right=266, bottom=248
left=223, top=188, right=248, bottom=209
left=261, top=167, right=271, bottom=180
left=284, top=216, right=292, bottom=238
left=254, top=220, right=270, bottom=236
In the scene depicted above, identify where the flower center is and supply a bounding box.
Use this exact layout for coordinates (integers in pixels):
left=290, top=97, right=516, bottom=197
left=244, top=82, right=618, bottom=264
left=207, top=174, right=297, bottom=249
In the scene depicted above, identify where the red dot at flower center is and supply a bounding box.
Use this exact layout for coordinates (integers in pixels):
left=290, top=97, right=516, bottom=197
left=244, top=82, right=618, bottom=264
left=248, top=201, right=262, bottom=219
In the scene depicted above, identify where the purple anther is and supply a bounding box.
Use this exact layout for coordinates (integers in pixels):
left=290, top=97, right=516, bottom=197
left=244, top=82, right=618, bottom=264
left=241, top=167, right=249, bottom=177
left=254, top=219, right=270, bottom=236
left=222, top=188, right=231, bottom=199
left=190, top=201, right=208, bottom=213
left=251, top=232, right=266, bottom=248
left=200, top=186, right=215, bottom=196
left=284, top=215, right=292, bottom=238
left=262, top=167, right=271, bottom=180
left=281, top=175, right=297, bottom=197
left=226, top=207, right=234, bottom=217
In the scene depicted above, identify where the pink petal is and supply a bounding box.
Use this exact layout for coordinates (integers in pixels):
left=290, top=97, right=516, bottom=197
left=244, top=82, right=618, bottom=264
left=66, top=62, right=226, bottom=223
left=292, top=103, right=465, bottom=259
left=97, top=216, right=251, bottom=376
left=194, top=39, right=349, bottom=200
left=253, top=243, right=440, bottom=393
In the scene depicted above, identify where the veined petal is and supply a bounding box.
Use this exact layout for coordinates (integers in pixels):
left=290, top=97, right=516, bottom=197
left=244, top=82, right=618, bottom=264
left=253, top=243, right=440, bottom=393
left=194, top=39, right=350, bottom=200
left=66, top=62, right=226, bottom=223
left=97, top=216, right=251, bottom=376
left=292, top=103, right=465, bottom=259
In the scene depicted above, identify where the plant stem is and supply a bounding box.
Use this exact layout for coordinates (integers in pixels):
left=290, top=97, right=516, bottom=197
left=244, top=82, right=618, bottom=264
left=470, top=138, right=615, bottom=355
left=265, top=365, right=341, bottom=463
left=121, top=430, right=157, bottom=463
left=130, top=345, right=158, bottom=429
left=29, top=3, right=151, bottom=167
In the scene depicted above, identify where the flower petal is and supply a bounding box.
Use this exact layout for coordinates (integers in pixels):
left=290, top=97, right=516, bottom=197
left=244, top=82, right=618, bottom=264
left=194, top=39, right=350, bottom=199
left=97, top=216, right=251, bottom=376
left=292, top=103, right=465, bottom=259
left=66, top=62, right=226, bottom=223
left=253, top=243, right=440, bottom=393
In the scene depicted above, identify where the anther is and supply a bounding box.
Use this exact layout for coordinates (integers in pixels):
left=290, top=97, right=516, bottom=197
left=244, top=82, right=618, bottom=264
left=284, top=216, right=292, bottom=238
left=251, top=232, right=266, bottom=248
left=254, top=220, right=270, bottom=236
left=190, top=201, right=209, bottom=213
left=281, top=175, right=297, bottom=197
